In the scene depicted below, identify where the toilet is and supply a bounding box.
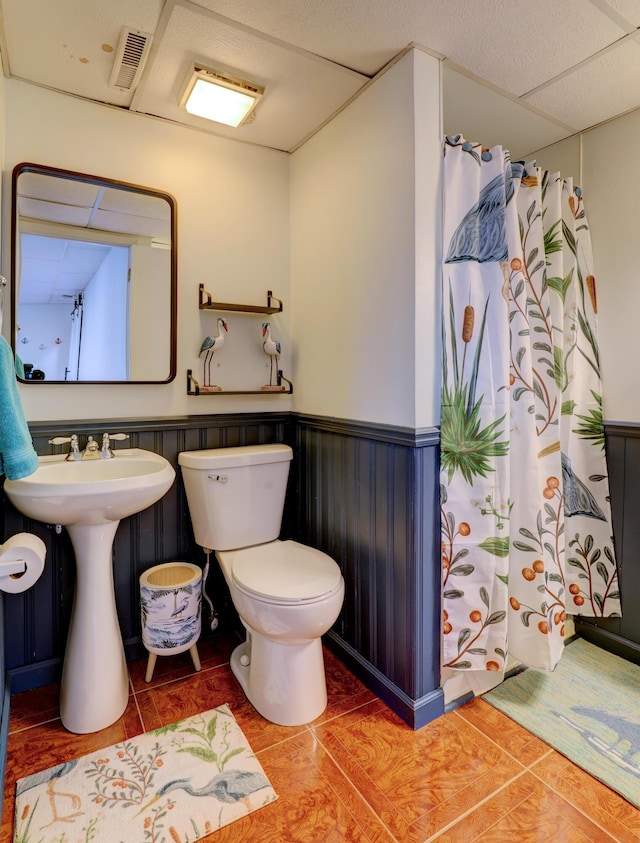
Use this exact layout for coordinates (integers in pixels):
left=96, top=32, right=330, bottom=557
left=178, top=444, right=345, bottom=726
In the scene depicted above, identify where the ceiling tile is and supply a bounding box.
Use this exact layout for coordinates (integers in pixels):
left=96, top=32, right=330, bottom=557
left=418, top=0, right=626, bottom=97
left=56, top=272, right=95, bottom=288
left=17, top=279, right=55, bottom=303
left=91, top=210, right=171, bottom=239
left=442, top=67, right=573, bottom=161
left=2, top=0, right=640, bottom=154
left=18, top=172, right=101, bottom=207
left=598, top=0, right=640, bottom=26
left=196, top=0, right=626, bottom=95
left=99, top=188, right=171, bottom=220
left=18, top=198, right=92, bottom=227
left=524, top=39, right=640, bottom=129
left=21, top=260, right=61, bottom=284
left=1, top=0, right=163, bottom=105
left=133, top=2, right=367, bottom=151
left=64, top=245, right=110, bottom=273
left=21, top=234, right=67, bottom=261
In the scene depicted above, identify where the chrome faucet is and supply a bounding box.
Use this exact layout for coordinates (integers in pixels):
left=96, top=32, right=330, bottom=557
left=100, top=433, right=129, bottom=459
left=82, top=435, right=100, bottom=460
left=48, top=434, right=82, bottom=461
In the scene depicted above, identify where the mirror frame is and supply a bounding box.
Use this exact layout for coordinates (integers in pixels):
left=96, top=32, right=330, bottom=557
left=11, top=162, right=178, bottom=384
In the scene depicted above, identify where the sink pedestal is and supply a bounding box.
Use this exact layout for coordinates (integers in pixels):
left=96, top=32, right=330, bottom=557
left=3, top=448, right=176, bottom=734
left=60, top=522, right=129, bottom=734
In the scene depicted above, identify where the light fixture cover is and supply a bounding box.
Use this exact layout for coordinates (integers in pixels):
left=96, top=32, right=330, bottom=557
left=181, top=63, right=264, bottom=127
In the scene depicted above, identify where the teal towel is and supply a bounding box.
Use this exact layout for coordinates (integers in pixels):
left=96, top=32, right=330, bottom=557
left=15, top=352, right=25, bottom=379
left=0, top=336, right=38, bottom=479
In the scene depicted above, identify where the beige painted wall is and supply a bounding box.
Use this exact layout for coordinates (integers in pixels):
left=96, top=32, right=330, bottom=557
left=5, top=53, right=443, bottom=429
left=10, top=52, right=634, bottom=430
left=0, top=72, right=4, bottom=336
left=290, top=49, right=442, bottom=428
left=532, top=112, right=640, bottom=423
left=4, top=79, right=291, bottom=421
left=529, top=134, right=581, bottom=184
left=581, top=112, right=640, bottom=423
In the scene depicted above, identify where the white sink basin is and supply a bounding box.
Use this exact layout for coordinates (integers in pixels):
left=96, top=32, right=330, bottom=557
left=3, top=447, right=175, bottom=734
left=4, top=448, right=175, bottom=526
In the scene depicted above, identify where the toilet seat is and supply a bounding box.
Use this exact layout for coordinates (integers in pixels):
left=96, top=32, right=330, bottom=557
left=220, top=540, right=343, bottom=605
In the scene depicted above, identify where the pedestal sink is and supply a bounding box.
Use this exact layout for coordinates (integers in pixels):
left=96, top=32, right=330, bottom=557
left=4, top=449, right=175, bottom=734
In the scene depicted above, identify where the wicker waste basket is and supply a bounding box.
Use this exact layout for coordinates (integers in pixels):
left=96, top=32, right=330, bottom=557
left=140, top=561, right=202, bottom=682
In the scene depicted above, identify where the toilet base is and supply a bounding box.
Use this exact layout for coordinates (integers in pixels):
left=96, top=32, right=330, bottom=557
left=230, top=632, right=328, bottom=727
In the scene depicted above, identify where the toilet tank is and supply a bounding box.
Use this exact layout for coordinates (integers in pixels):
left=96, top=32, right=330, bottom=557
left=178, top=444, right=293, bottom=551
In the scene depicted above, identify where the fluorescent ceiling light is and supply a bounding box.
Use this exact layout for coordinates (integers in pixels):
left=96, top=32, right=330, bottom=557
left=181, top=64, right=264, bottom=127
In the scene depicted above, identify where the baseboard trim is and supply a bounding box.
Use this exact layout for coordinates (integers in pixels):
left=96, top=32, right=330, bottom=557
left=324, top=632, right=444, bottom=730
left=604, top=420, right=640, bottom=438
left=8, top=658, right=61, bottom=694
left=0, top=682, right=10, bottom=819
left=123, top=636, right=147, bottom=663
left=575, top=622, right=640, bottom=666
left=28, top=412, right=440, bottom=448
left=294, top=413, right=440, bottom=447
left=27, top=412, right=292, bottom=436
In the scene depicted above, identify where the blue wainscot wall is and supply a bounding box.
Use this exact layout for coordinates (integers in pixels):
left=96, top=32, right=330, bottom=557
left=1, top=411, right=444, bottom=738
left=3, top=414, right=637, bottom=821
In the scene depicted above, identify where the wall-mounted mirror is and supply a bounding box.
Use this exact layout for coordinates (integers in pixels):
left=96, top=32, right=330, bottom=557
left=11, top=163, right=177, bottom=383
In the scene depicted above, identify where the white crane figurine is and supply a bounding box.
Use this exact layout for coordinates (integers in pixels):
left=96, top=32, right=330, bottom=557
left=261, top=321, right=282, bottom=390
left=199, top=317, right=228, bottom=391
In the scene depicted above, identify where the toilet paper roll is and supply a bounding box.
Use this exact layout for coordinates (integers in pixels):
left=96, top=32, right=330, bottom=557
left=0, top=532, right=46, bottom=593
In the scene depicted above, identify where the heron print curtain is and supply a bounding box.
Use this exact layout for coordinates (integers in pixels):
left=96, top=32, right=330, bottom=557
left=440, top=136, right=621, bottom=675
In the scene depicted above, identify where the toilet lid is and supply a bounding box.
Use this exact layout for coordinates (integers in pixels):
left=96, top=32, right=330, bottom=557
left=228, top=540, right=343, bottom=604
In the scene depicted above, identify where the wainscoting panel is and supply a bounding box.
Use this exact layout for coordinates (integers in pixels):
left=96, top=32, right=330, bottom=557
left=293, top=415, right=443, bottom=727
left=0, top=573, right=7, bottom=820
left=6, top=414, right=640, bottom=734
left=2, top=411, right=442, bottom=729
left=577, top=424, right=640, bottom=662
left=2, top=414, right=289, bottom=691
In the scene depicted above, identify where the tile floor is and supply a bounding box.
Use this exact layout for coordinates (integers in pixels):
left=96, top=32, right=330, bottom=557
left=2, top=633, right=640, bottom=842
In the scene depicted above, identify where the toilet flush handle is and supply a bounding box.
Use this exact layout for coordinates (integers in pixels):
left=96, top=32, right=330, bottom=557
left=208, top=474, right=228, bottom=483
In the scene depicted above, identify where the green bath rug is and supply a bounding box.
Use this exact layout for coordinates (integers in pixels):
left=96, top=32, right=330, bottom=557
left=483, top=638, right=640, bottom=808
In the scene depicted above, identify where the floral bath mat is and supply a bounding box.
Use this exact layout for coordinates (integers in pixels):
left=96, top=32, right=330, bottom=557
left=14, top=703, right=277, bottom=842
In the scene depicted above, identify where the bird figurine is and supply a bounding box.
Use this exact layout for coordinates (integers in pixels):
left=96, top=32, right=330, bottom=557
left=199, top=317, right=228, bottom=391
left=261, top=321, right=281, bottom=388
left=136, top=769, right=272, bottom=816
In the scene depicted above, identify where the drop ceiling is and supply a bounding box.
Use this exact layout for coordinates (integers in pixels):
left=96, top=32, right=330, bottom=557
left=2, top=0, right=640, bottom=158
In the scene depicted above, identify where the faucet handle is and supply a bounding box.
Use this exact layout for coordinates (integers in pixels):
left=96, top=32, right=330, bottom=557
left=100, top=432, right=129, bottom=459
left=50, top=434, right=82, bottom=461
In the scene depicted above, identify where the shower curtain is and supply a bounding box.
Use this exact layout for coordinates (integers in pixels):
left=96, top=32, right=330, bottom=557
left=440, top=135, right=620, bottom=675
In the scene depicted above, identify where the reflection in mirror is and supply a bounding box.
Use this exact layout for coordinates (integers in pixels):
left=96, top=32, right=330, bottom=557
left=11, top=163, right=177, bottom=383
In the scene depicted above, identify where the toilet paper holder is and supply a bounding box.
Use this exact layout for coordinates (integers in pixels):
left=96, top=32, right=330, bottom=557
left=0, top=559, right=26, bottom=576
left=0, top=532, right=46, bottom=593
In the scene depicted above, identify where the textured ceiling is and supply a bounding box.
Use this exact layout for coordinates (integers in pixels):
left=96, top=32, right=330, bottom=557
left=2, top=0, right=640, bottom=156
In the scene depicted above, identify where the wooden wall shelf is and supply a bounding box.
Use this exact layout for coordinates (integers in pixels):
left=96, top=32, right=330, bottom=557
left=199, top=284, right=283, bottom=314
left=187, top=369, right=293, bottom=396
left=193, top=287, right=288, bottom=395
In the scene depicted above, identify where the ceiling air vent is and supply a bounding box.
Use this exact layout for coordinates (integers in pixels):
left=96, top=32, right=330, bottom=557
left=108, top=27, right=153, bottom=92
